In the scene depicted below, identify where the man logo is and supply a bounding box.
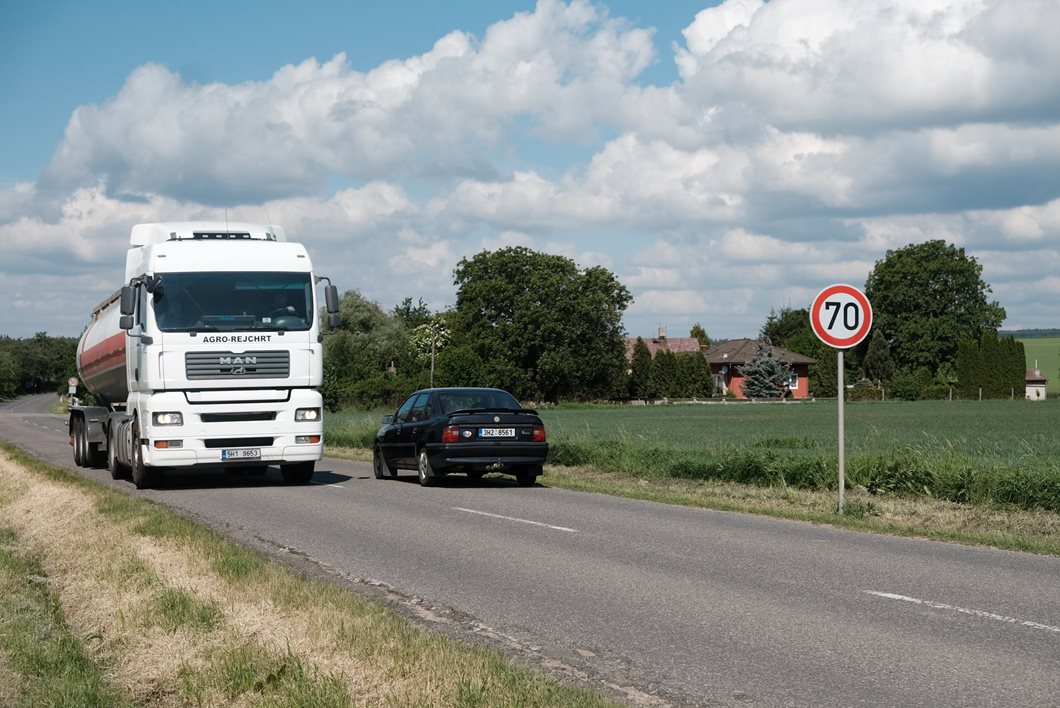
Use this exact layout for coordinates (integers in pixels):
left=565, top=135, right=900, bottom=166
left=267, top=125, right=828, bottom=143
left=219, top=356, right=257, bottom=365
left=232, top=366, right=247, bottom=375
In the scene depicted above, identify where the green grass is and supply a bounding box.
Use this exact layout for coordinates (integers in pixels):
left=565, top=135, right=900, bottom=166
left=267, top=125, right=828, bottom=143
left=0, top=526, right=130, bottom=707
left=1019, top=336, right=1060, bottom=394
left=327, top=399, right=1060, bottom=512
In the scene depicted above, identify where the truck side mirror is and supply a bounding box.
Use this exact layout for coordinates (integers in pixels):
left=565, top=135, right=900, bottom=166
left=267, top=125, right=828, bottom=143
left=329, top=313, right=341, bottom=329
left=120, top=315, right=133, bottom=330
left=325, top=284, right=339, bottom=313
left=120, top=286, right=136, bottom=315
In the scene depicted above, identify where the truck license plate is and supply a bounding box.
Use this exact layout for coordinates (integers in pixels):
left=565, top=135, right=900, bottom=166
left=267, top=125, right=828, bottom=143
left=479, top=428, right=515, bottom=438
left=221, top=448, right=261, bottom=460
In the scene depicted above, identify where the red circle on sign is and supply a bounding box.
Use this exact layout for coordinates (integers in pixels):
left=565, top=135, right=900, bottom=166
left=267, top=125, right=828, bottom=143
left=810, top=284, right=873, bottom=349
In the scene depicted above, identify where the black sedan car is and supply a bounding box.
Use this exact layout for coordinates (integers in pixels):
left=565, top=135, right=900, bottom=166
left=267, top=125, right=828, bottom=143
left=373, top=387, right=548, bottom=487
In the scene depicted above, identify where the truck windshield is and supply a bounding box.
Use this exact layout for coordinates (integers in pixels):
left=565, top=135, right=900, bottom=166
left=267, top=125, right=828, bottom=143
left=153, top=272, right=313, bottom=332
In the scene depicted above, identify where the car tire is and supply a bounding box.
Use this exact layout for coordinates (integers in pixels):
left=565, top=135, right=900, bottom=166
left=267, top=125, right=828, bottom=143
left=373, top=446, right=394, bottom=479
left=417, top=449, right=437, bottom=487
left=515, top=466, right=540, bottom=487
left=130, top=420, right=152, bottom=490
left=281, top=461, right=314, bottom=484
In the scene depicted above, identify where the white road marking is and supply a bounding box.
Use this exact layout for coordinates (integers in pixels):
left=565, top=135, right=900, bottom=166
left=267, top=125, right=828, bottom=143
left=310, top=481, right=345, bottom=488
left=453, top=507, right=578, bottom=533
left=866, top=591, right=1060, bottom=634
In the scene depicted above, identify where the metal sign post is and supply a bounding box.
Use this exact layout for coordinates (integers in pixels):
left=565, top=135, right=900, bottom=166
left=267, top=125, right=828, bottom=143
left=810, top=284, right=872, bottom=514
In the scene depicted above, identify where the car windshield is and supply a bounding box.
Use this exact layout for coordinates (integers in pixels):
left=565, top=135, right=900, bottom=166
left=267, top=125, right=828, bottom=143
left=437, top=390, right=522, bottom=414
left=153, top=271, right=313, bottom=332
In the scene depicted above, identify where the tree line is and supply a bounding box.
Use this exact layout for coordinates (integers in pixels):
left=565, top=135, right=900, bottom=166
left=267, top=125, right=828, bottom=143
left=0, top=333, right=80, bottom=400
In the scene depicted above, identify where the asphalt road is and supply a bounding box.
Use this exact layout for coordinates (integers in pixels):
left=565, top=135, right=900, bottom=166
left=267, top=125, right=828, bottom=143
left=2, top=394, right=1058, bottom=706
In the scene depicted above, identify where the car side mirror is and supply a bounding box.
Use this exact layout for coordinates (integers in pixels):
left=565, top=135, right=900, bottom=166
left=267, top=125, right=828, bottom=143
left=382, top=414, right=394, bottom=424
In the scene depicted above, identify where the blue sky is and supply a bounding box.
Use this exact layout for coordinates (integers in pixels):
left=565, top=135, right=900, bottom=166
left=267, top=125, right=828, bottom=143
left=2, top=0, right=1059, bottom=342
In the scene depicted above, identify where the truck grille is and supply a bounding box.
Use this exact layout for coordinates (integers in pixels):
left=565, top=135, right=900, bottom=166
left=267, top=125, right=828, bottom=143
left=186, top=351, right=290, bottom=380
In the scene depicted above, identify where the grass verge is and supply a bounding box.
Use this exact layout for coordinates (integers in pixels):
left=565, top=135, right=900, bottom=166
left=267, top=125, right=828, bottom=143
left=0, top=441, right=618, bottom=707
left=541, top=464, right=1060, bottom=557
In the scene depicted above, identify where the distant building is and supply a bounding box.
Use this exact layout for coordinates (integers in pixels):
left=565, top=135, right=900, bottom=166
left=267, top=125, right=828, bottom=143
left=1026, top=368, right=1048, bottom=401
left=623, top=327, right=704, bottom=360
left=705, top=339, right=817, bottom=399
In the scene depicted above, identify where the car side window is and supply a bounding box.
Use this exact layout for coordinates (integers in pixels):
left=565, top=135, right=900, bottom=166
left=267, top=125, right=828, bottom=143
left=409, top=393, right=431, bottom=422
left=395, top=395, right=417, bottom=423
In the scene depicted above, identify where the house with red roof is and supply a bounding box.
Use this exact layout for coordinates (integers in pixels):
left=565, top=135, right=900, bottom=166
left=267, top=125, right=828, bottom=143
left=705, top=339, right=817, bottom=399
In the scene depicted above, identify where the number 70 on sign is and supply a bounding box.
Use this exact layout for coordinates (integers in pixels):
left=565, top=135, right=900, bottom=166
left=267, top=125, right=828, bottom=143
left=810, top=284, right=873, bottom=349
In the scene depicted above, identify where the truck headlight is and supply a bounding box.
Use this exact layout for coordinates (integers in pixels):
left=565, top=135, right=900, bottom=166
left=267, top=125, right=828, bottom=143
left=295, top=408, right=321, bottom=422
left=152, top=412, right=183, bottom=426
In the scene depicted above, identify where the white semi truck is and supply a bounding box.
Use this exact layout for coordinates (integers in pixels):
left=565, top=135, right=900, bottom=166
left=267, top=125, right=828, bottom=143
left=69, top=221, right=340, bottom=489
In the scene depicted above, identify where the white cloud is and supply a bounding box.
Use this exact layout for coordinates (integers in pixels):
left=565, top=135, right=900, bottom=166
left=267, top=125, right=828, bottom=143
left=4, top=0, right=1060, bottom=340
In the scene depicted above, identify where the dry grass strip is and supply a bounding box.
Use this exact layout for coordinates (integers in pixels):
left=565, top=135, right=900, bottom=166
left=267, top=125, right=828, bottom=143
left=0, top=450, right=616, bottom=707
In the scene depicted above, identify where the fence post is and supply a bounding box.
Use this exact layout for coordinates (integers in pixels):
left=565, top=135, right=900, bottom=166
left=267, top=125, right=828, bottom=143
left=979, top=387, right=982, bottom=401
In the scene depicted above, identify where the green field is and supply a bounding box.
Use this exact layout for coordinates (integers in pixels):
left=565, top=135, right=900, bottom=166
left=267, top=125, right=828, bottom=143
left=1019, top=336, right=1060, bottom=394
left=327, top=399, right=1060, bottom=511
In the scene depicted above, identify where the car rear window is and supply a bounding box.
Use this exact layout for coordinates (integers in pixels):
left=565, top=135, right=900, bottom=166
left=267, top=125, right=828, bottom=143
left=438, top=390, right=521, bottom=413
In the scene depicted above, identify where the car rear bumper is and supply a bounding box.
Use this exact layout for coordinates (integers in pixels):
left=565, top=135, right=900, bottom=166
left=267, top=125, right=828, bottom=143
left=427, top=442, right=548, bottom=474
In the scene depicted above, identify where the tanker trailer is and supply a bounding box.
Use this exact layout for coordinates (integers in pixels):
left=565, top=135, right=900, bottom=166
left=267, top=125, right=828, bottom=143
left=69, top=221, right=340, bottom=489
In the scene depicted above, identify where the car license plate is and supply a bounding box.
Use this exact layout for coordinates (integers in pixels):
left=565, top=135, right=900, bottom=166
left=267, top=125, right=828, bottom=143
left=221, top=447, right=261, bottom=460
left=479, top=427, right=515, bottom=438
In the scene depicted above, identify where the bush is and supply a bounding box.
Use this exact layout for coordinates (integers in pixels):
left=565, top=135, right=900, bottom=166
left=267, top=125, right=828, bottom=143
left=920, top=384, right=952, bottom=400
left=849, top=447, right=935, bottom=496
left=846, top=387, right=883, bottom=402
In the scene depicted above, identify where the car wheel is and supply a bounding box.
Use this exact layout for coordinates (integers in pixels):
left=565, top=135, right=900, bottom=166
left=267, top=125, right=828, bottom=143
left=373, top=446, right=394, bottom=479
left=281, top=461, right=314, bottom=484
left=130, top=420, right=152, bottom=490
left=515, top=466, right=540, bottom=487
left=417, top=449, right=437, bottom=487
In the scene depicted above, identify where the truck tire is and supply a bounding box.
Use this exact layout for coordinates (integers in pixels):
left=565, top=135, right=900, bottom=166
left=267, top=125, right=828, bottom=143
left=72, top=418, right=85, bottom=467
left=130, top=420, right=152, bottom=490
left=107, top=427, right=125, bottom=480
left=280, top=461, right=314, bottom=484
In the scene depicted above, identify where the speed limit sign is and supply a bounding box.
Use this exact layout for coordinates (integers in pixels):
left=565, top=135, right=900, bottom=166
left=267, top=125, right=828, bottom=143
left=810, top=284, right=872, bottom=349
left=809, top=283, right=872, bottom=516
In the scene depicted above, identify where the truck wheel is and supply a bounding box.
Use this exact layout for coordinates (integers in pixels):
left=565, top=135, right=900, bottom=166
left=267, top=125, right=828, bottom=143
left=280, top=461, right=314, bottom=484
left=72, top=418, right=85, bottom=467
left=417, top=449, right=437, bottom=487
left=130, top=421, right=152, bottom=490
left=107, top=428, right=125, bottom=480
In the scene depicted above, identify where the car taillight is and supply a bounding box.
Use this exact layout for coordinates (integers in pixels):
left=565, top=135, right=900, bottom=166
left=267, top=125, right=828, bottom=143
left=532, top=425, right=546, bottom=442
left=442, top=425, right=460, bottom=443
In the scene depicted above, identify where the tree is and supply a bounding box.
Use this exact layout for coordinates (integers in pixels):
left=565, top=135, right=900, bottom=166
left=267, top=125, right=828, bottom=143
left=649, top=349, right=679, bottom=399
left=392, top=297, right=433, bottom=329
left=689, top=323, right=711, bottom=350
left=863, top=329, right=895, bottom=385
left=761, top=307, right=811, bottom=347
left=677, top=352, right=713, bottom=398
left=628, top=337, right=653, bottom=399
left=451, top=247, right=632, bottom=401
left=739, top=341, right=792, bottom=399
left=0, top=344, right=21, bottom=399
left=864, top=241, right=1005, bottom=375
